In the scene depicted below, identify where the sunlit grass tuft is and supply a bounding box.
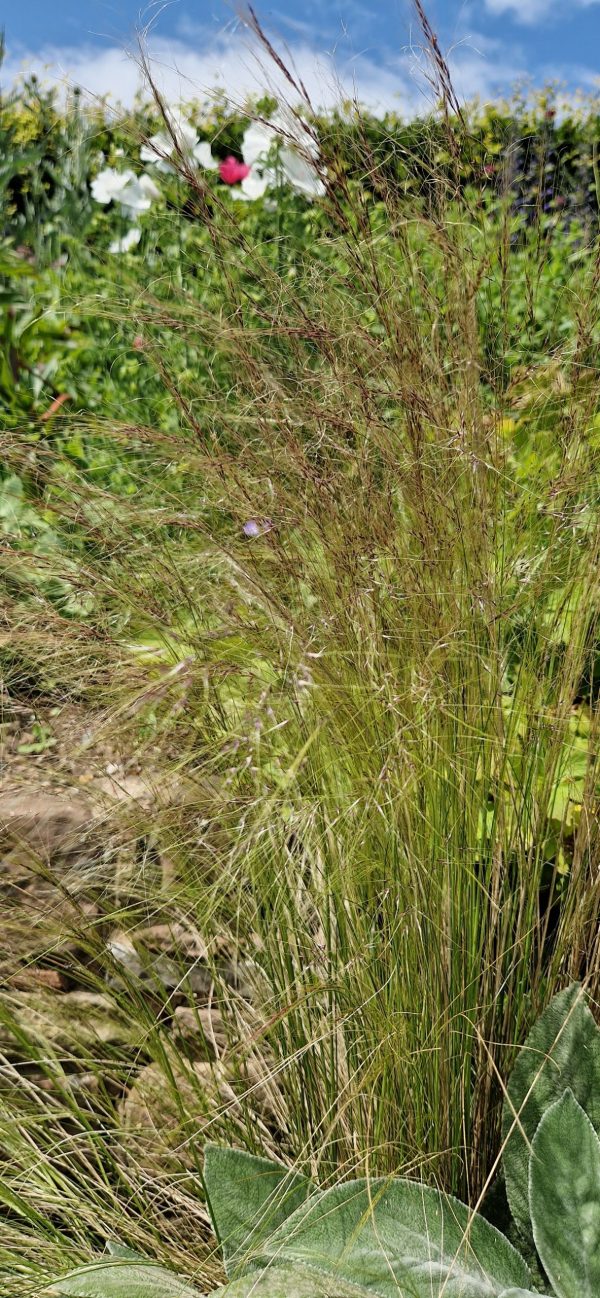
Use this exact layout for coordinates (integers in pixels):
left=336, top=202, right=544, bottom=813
left=2, top=6, right=600, bottom=1292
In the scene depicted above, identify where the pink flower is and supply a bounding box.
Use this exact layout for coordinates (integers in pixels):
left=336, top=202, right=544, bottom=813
left=133, top=334, right=145, bottom=351
left=219, top=156, right=251, bottom=185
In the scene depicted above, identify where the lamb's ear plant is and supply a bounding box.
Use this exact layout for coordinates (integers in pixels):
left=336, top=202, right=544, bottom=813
left=53, top=983, right=599, bottom=1298
left=201, top=1147, right=538, bottom=1298
left=46, top=1257, right=204, bottom=1297
left=199, top=986, right=600, bottom=1298
left=501, top=982, right=600, bottom=1241
left=529, top=1091, right=600, bottom=1298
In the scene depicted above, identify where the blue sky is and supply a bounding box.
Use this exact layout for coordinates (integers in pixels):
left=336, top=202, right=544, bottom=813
left=3, top=0, right=600, bottom=114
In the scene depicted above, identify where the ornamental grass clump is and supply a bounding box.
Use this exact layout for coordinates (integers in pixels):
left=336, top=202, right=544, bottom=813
left=104, top=7, right=600, bottom=1195
left=2, top=3, right=600, bottom=1293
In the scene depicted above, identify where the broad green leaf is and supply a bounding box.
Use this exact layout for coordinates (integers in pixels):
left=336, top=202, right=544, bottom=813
left=210, top=1263, right=370, bottom=1298
left=529, top=1090, right=600, bottom=1298
left=209, top=1267, right=549, bottom=1298
left=502, top=983, right=600, bottom=1236
left=212, top=1266, right=548, bottom=1298
left=45, top=1260, right=203, bottom=1297
left=204, top=1144, right=313, bottom=1273
left=497, top=1292, right=552, bottom=1297
left=105, top=1245, right=148, bottom=1261
left=256, top=1177, right=533, bottom=1298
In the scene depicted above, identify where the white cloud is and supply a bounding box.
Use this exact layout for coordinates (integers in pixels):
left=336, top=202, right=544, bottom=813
left=1, top=21, right=533, bottom=119
left=2, top=32, right=408, bottom=116
left=484, top=0, right=600, bottom=24
left=5, top=14, right=593, bottom=122
left=484, top=0, right=554, bottom=19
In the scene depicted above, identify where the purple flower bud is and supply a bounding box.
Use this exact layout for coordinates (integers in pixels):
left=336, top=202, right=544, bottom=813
left=243, top=518, right=273, bottom=537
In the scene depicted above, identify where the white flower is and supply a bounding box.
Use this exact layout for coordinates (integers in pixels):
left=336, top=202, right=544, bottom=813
left=241, top=110, right=324, bottom=199
left=109, top=226, right=141, bottom=254
left=230, top=168, right=277, bottom=201
left=91, top=167, right=160, bottom=213
left=140, top=131, right=177, bottom=172
left=141, top=113, right=198, bottom=163
left=280, top=147, right=326, bottom=198
left=141, top=114, right=217, bottom=172
left=91, top=166, right=137, bottom=205
left=171, top=115, right=198, bottom=150
left=140, top=136, right=176, bottom=174
left=118, top=172, right=161, bottom=215
left=140, top=173, right=161, bottom=201
left=242, top=120, right=278, bottom=167
left=193, top=139, right=218, bottom=170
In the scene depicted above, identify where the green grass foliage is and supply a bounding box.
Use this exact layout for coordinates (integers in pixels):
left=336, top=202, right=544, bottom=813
left=1, top=24, right=600, bottom=1294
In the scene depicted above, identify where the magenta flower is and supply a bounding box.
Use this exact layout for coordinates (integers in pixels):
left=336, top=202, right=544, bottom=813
left=219, top=156, right=251, bottom=185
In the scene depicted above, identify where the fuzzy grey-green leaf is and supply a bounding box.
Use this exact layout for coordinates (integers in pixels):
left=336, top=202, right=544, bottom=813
left=204, top=1143, right=313, bottom=1273
left=257, top=1177, right=533, bottom=1298
left=210, top=1262, right=371, bottom=1298
left=46, top=1260, right=203, bottom=1297
left=105, top=1245, right=148, bottom=1261
left=502, top=983, right=600, bottom=1237
left=211, top=1266, right=548, bottom=1298
left=497, top=1291, right=552, bottom=1297
left=529, top=1089, right=600, bottom=1298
